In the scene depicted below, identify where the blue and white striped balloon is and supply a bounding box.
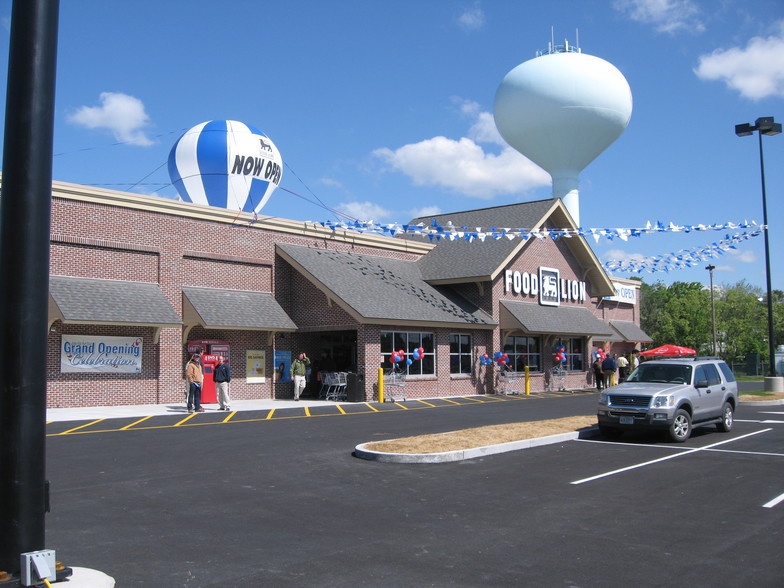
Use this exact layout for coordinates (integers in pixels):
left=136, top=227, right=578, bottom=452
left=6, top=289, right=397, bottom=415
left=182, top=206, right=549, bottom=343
left=168, top=120, right=283, bottom=214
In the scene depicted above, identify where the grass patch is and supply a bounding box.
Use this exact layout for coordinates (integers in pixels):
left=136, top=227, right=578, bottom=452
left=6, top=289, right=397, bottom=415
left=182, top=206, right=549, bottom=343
left=362, top=415, right=597, bottom=454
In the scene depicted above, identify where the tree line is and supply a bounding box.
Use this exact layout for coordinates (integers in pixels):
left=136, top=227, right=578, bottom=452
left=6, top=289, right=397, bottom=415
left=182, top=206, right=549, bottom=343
left=639, top=279, right=784, bottom=362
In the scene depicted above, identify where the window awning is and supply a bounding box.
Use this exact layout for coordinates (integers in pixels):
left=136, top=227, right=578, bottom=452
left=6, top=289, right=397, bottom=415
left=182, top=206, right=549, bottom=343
left=182, top=287, right=297, bottom=342
left=609, top=320, right=653, bottom=343
left=49, top=276, right=181, bottom=342
left=500, top=300, right=615, bottom=337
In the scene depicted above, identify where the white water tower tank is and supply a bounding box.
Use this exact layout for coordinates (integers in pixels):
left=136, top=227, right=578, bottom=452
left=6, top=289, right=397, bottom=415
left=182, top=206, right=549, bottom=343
left=493, top=41, right=632, bottom=226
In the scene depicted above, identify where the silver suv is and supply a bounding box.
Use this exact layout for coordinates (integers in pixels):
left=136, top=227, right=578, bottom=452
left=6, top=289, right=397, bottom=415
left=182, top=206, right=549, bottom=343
left=596, top=357, right=738, bottom=442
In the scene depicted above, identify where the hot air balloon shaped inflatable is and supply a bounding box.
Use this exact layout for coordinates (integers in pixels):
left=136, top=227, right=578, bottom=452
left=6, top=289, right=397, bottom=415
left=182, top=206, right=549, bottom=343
left=168, top=120, right=283, bottom=214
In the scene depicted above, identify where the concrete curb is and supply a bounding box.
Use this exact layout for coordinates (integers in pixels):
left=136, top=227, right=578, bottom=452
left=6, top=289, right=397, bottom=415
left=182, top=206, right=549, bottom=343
left=63, top=567, right=115, bottom=587
left=740, top=398, right=784, bottom=406
left=354, top=427, right=598, bottom=463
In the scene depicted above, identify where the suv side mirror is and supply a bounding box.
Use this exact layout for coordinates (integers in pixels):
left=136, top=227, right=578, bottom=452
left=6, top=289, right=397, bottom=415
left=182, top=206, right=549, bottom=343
left=695, top=379, right=709, bottom=388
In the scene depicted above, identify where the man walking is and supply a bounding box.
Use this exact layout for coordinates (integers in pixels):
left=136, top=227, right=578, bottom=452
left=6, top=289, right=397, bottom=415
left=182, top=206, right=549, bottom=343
left=214, top=357, right=232, bottom=411
left=290, top=351, right=310, bottom=401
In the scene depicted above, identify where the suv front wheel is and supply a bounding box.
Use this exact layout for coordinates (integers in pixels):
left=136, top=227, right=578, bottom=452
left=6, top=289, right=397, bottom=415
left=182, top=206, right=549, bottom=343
left=668, top=409, right=692, bottom=442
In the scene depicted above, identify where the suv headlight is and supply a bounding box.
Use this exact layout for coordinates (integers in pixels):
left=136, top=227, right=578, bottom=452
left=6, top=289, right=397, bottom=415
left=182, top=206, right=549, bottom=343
left=598, top=392, right=610, bottom=406
left=651, top=395, right=674, bottom=408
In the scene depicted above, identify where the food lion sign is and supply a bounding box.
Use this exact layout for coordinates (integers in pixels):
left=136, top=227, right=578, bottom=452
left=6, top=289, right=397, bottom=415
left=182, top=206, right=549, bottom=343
left=504, top=267, right=587, bottom=307
left=61, top=335, right=143, bottom=373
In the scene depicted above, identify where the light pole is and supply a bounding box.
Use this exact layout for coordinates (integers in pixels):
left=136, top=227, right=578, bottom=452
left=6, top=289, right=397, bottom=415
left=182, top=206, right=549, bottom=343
left=706, top=264, right=717, bottom=356
left=735, top=117, right=782, bottom=391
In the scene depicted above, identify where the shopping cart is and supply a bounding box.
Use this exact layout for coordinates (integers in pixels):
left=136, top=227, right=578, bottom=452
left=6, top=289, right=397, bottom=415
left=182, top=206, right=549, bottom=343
left=383, top=367, right=407, bottom=402
left=497, top=370, right=525, bottom=395
left=548, top=365, right=567, bottom=392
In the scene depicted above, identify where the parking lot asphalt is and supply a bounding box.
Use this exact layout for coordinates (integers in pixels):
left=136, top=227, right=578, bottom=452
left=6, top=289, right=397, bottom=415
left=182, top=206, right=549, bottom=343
left=42, top=388, right=784, bottom=587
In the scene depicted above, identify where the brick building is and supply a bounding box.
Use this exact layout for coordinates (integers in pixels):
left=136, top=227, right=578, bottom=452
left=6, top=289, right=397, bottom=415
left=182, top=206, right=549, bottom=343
left=41, top=180, right=648, bottom=408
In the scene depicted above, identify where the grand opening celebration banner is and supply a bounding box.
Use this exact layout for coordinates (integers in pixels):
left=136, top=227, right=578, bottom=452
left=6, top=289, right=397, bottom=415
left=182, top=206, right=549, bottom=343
left=60, top=335, right=143, bottom=373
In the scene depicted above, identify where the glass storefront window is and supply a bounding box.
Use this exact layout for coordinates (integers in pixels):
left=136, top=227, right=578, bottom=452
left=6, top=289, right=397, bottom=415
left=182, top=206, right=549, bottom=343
left=503, top=335, right=541, bottom=372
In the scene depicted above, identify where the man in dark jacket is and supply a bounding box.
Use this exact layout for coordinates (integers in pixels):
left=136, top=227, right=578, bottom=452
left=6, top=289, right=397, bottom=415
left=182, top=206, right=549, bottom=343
left=214, top=357, right=232, bottom=411
left=601, top=354, right=618, bottom=389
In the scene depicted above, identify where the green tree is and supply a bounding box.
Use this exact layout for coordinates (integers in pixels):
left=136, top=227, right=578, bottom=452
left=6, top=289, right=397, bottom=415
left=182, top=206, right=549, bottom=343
left=715, top=280, right=766, bottom=361
left=640, top=281, right=711, bottom=353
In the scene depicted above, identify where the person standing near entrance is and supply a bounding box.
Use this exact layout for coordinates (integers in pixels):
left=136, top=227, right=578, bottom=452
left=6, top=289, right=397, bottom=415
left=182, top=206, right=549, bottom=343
left=617, top=353, right=629, bottom=382
left=290, top=351, right=310, bottom=401
left=214, top=357, right=232, bottom=411
left=186, top=353, right=204, bottom=413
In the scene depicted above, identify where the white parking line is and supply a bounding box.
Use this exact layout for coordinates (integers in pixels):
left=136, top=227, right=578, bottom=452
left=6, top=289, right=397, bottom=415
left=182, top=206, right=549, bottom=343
left=571, top=429, right=772, bottom=485
left=763, top=492, right=784, bottom=509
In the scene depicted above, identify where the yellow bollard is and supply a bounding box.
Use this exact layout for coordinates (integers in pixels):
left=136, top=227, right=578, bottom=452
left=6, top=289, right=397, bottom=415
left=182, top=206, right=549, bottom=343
left=378, top=367, right=384, bottom=403
left=525, top=365, right=530, bottom=395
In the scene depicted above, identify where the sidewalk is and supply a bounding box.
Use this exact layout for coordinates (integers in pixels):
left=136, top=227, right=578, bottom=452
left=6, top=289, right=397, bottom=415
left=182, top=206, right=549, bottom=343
left=46, top=397, right=338, bottom=423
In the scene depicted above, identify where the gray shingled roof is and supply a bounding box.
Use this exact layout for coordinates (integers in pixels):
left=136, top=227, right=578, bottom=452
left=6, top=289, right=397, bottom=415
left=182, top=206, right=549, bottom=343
left=183, top=287, right=297, bottom=331
left=609, top=320, right=653, bottom=343
left=500, top=300, right=614, bottom=337
left=277, top=243, right=496, bottom=328
left=49, top=276, right=181, bottom=326
left=407, top=200, right=558, bottom=282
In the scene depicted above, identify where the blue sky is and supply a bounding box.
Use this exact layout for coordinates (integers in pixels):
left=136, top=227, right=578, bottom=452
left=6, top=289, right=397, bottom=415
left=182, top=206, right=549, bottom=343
left=1, top=0, right=783, bottom=290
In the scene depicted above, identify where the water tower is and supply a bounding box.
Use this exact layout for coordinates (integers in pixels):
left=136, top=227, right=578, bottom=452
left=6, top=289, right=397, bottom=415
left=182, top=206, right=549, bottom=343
left=493, top=38, right=632, bottom=226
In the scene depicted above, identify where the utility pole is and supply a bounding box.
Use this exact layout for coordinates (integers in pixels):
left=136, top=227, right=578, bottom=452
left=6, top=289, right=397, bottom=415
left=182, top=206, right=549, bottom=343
left=0, top=0, right=60, bottom=577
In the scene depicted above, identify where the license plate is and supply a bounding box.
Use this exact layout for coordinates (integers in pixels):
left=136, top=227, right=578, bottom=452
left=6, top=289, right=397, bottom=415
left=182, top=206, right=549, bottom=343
left=620, top=416, right=634, bottom=425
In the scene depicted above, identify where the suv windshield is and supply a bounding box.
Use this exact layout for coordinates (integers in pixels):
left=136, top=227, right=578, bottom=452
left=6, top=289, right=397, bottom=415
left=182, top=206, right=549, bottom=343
left=626, top=363, right=692, bottom=385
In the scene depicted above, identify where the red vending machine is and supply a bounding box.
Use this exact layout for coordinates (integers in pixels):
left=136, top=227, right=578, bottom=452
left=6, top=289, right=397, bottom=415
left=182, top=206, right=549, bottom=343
left=187, top=340, right=230, bottom=405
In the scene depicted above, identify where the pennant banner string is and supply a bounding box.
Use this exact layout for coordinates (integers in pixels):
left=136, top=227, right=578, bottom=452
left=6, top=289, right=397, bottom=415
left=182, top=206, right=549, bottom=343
left=304, top=218, right=764, bottom=242
left=244, top=215, right=766, bottom=275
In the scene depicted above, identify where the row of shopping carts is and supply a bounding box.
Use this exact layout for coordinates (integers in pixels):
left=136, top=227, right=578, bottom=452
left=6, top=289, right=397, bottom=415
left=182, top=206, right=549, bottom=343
left=497, top=365, right=567, bottom=394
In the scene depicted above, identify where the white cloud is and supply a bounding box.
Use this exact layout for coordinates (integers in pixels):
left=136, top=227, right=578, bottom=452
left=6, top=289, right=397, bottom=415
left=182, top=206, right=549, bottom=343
left=67, top=92, right=155, bottom=146
left=374, top=137, right=550, bottom=199
left=373, top=99, right=550, bottom=199
left=336, top=200, right=392, bottom=222
left=457, top=2, right=485, bottom=32
left=729, top=248, right=758, bottom=264
left=604, top=249, right=647, bottom=264
left=410, top=205, right=441, bottom=218
left=694, top=21, right=784, bottom=100
left=614, top=0, right=704, bottom=34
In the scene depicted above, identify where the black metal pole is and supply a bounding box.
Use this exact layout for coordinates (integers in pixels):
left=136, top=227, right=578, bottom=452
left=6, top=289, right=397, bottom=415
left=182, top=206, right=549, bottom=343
left=0, top=0, right=60, bottom=576
left=757, top=131, right=777, bottom=378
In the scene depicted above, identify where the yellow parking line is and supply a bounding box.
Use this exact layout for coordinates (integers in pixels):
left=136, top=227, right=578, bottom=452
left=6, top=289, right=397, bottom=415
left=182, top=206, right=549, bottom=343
left=58, top=419, right=105, bottom=435
left=222, top=411, right=236, bottom=423
left=442, top=398, right=460, bottom=405
left=265, top=409, right=275, bottom=420
left=365, top=403, right=379, bottom=412
left=121, top=416, right=152, bottom=430
left=417, top=400, right=436, bottom=407
left=336, top=404, right=346, bottom=414
left=174, top=413, right=198, bottom=426
left=304, top=407, right=312, bottom=417
left=394, top=402, right=409, bottom=409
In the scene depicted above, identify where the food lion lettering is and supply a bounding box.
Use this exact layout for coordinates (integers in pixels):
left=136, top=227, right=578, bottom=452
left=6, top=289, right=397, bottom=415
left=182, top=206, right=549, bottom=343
left=231, top=154, right=282, bottom=185
left=504, top=270, right=586, bottom=302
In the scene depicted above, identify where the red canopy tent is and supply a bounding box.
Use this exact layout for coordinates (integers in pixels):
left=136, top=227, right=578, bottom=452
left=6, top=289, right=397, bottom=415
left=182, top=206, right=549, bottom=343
left=639, top=344, right=696, bottom=357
